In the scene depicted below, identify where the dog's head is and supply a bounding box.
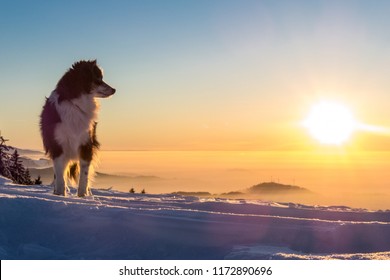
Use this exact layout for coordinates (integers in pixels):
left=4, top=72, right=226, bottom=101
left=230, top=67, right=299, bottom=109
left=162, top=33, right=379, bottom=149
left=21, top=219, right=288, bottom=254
left=57, top=60, right=116, bottom=102
left=73, top=60, right=116, bottom=98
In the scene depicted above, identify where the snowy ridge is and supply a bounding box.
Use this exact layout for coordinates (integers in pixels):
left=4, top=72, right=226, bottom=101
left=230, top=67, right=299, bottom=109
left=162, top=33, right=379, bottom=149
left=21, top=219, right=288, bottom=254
left=1, top=176, right=390, bottom=260
left=226, top=245, right=390, bottom=260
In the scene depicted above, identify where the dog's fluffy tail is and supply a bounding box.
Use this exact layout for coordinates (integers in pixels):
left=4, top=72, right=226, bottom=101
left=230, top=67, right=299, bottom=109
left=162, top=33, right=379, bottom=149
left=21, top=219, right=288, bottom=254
left=67, top=162, right=79, bottom=185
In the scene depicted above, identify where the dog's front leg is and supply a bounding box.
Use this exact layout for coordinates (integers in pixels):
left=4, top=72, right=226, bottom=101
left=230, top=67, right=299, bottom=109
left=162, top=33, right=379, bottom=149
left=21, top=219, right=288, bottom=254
left=78, top=159, right=91, bottom=197
left=53, top=155, right=67, bottom=196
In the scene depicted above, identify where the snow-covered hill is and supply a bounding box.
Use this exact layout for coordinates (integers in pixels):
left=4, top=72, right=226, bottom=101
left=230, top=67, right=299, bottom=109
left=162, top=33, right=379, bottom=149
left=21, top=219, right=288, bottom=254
left=1, top=175, right=390, bottom=260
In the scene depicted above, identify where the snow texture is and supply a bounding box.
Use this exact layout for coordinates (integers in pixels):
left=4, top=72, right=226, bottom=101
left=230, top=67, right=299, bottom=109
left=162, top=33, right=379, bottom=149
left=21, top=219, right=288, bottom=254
left=1, top=175, right=390, bottom=260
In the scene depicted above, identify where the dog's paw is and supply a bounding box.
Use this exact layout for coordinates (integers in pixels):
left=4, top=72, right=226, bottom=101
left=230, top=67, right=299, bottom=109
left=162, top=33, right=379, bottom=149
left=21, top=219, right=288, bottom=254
left=53, top=190, right=66, bottom=196
left=77, top=191, right=88, bottom=198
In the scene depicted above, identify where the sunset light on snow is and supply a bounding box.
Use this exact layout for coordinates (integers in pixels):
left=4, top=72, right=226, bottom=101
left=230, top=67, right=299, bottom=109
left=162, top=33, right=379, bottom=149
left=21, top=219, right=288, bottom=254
left=2, top=0, right=390, bottom=267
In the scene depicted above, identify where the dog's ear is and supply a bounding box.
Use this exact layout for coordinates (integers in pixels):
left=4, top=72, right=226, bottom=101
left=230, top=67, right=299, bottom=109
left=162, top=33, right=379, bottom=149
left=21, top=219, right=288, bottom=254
left=86, top=60, right=99, bottom=77
left=92, top=65, right=103, bottom=81
left=80, top=62, right=95, bottom=85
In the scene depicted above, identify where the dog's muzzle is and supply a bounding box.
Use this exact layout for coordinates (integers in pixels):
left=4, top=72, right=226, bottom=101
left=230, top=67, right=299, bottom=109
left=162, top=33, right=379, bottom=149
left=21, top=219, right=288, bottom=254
left=96, top=82, right=116, bottom=98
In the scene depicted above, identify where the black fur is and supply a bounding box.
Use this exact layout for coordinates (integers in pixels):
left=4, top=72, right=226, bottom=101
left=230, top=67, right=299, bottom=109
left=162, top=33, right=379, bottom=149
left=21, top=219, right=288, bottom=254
left=79, top=122, right=100, bottom=162
left=56, top=60, right=103, bottom=103
left=40, top=98, right=63, bottom=159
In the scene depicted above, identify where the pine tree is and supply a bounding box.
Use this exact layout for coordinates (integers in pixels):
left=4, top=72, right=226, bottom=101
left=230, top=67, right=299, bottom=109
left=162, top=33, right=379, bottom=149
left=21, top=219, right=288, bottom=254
left=0, top=134, right=33, bottom=185
left=24, top=168, right=33, bottom=185
left=8, top=150, right=32, bottom=185
left=9, top=150, right=25, bottom=183
left=34, top=175, right=43, bottom=185
left=0, top=134, right=11, bottom=178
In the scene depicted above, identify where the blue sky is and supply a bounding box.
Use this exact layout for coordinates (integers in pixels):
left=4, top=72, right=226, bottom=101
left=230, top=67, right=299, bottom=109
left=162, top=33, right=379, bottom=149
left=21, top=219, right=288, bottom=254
left=1, top=0, right=390, bottom=150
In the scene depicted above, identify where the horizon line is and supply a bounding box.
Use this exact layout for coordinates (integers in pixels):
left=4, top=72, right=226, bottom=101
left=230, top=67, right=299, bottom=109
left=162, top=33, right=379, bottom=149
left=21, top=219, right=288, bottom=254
left=15, top=147, right=390, bottom=153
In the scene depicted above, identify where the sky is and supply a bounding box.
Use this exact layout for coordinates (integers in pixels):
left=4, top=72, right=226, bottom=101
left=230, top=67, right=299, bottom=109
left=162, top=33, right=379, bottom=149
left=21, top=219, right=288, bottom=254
left=1, top=0, right=390, bottom=151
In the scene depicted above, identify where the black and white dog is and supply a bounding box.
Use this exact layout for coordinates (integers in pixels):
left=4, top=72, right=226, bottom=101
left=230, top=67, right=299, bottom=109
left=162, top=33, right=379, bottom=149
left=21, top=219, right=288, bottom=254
left=40, top=60, right=115, bottom=196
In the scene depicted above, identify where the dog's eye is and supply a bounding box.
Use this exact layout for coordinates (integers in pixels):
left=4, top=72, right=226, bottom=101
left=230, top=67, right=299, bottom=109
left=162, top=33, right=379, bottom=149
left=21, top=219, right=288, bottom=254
left=95, top=78, right=103, bottom=85
left=93, top=66, right=103, bottom=81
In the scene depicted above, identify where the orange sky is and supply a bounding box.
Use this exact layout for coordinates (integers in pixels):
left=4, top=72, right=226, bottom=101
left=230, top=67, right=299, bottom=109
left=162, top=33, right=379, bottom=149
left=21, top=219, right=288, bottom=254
left=1, top=1, right=390, bottom=153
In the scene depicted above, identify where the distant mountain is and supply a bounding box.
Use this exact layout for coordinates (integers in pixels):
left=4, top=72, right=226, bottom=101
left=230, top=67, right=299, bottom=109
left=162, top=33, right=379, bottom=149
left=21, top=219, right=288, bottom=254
left=174, top=182, right=311, bottom=200
left=247, top=182, right=310, bottom=194
left=95, top=172, right=161, bottom=180
left=28, top=167, right=163, bottom=185
left=8, top=147, right=45, bottom=156
left=20, top=157, right=51, bottom=169
left=220, top=191, right=245, bottom=196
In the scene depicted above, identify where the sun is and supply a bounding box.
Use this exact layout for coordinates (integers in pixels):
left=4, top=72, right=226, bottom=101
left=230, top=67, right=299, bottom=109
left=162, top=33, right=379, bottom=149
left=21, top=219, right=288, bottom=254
left=303, top=101, right=357, bottom=145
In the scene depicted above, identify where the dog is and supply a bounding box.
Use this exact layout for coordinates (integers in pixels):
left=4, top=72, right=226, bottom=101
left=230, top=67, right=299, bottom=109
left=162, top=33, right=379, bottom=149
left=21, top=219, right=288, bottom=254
left=40, top=60, right=115, bottom=196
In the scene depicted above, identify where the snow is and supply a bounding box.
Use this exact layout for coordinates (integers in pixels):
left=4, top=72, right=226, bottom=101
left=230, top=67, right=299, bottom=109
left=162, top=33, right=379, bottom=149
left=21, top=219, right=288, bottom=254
left=1, top=175, right=390, bottom=260
left=226, top=245, right=390, bottom=260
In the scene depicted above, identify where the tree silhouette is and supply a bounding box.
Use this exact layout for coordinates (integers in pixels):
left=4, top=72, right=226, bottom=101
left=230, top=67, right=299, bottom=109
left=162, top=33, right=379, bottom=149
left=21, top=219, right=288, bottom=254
left=0, top=134, right=34, bottom=185
left=34, top=175, right=43, bottom=185
left=9, top=150, right=33, bottom=184
left=0, top=134, right=11, bottom=178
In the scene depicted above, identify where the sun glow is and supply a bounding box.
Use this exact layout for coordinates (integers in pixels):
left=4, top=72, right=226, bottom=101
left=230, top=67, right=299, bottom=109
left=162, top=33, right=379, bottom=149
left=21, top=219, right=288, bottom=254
left=303, top=101, right=357, bottom=145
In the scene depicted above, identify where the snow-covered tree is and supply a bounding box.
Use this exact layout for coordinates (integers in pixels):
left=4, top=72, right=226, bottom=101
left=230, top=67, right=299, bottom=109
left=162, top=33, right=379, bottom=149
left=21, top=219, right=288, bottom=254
left=9, top=149, right=33, bottom=184
left=24, top=168, right=33, bottom=185
left=0, top=134, right=12, bottom=178
left=0, top=133, right=33, bottom=185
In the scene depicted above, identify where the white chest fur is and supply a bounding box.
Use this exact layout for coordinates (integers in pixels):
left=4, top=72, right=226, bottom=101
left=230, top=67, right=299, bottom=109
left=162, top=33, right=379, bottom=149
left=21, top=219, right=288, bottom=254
left=49, top=91, right=100, bottom=160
